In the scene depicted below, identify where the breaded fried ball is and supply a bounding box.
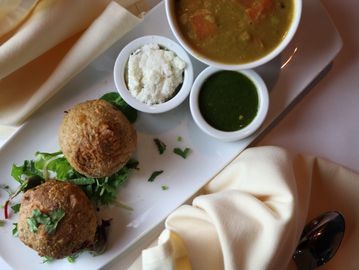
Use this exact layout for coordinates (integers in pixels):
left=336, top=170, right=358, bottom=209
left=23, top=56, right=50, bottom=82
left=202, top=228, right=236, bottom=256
left=59, top=99, right=137, bottom=178
left=18, top=180, right=97, bottom=259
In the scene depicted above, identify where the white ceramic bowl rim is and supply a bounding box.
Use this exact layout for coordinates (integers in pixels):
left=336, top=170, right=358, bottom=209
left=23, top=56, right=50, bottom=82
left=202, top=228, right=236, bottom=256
left=190, top=67, right=269, bottom=142
left=165, top=0, right=302, bottom=70
left=113, top=35, right=194, bottom=113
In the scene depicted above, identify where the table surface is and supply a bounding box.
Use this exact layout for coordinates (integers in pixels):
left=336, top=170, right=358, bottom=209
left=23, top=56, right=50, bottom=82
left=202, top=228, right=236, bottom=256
left=256, top=0, right=359, bottom=174
left=1, top=0, right=358, bottom=269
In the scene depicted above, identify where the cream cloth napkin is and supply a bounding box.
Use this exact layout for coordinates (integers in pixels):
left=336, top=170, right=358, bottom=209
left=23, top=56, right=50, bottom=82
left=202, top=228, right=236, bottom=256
left=129, top=146, right=359, bottom=270
left=0, top=0, right=141, bottom=125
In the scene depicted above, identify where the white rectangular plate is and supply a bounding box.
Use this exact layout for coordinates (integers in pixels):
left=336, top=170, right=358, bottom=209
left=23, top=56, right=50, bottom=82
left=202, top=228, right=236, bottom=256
left=0, top=1, right=342, bottom=269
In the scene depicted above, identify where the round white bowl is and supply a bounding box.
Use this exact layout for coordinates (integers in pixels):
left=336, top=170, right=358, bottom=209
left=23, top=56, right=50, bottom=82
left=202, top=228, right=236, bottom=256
left=165, top=0, right=302, bottom=70
left=113, top=35, right=194, bottom=114
left=190, top=67, right=269, bottom=142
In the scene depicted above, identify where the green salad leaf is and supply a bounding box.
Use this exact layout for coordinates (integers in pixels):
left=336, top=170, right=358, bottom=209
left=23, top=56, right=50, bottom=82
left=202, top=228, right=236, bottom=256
left=100, top=92, right=137, bottom=123
left=83, top=165, right=132, bottom=205
left=67, top=177, right=96, bottom=186
left=11, top=160, right=41, bottom=183
left=11, top=151, right=71, bottom=185
left=34, top=151, right=75, bottom=179
left=10, top=151, right=138, bottom=206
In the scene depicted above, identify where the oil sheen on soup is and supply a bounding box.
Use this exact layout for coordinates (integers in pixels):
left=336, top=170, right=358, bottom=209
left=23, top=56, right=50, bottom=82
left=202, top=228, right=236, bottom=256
left=174, top=0, right=294, bottom=64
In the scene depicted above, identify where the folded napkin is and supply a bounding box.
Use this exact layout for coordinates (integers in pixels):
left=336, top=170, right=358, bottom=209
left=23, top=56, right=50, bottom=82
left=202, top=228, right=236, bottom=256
left=129, top=146, right=359, bottom=270
left=0, top=0, right=141, bottom=126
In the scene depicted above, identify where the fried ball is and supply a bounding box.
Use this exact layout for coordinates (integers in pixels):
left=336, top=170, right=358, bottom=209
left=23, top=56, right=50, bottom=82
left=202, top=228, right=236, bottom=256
left=18, top=180, right=97, bottom=259
left=59, top=99, right=137, bottom=178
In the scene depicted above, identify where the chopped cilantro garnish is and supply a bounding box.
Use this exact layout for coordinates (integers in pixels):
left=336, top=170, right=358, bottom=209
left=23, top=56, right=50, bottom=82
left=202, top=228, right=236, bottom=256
left=67, top=255, right=78, bottom=263
left=161, top=185, right=169, bottom=191
left=12, top=223, right=18, bottom=237
left=173, top=147, right=191, bottom=159
left=148, top=171, right=164, bottom=182
left=42, top=256, right=54, bottom=263
left=11, top=203, right=21, bottom=213
left=176, top=136, right=182, bottom=142
left=0, top=220, right=5, bottom=226
left=27, top=208, right=65, bottom=234
left=154, top=138, right=166, bottom=154
left=27, top=217, right=38, bottom=233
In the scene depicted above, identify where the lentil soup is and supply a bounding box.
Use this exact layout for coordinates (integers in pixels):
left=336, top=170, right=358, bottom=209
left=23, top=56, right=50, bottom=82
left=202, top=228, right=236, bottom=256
left=174, top=0, right=294, bottom=64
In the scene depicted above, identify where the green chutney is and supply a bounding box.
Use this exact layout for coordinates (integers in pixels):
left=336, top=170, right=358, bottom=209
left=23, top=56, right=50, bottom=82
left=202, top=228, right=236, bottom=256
left=199, top=71, right=259, bottom=132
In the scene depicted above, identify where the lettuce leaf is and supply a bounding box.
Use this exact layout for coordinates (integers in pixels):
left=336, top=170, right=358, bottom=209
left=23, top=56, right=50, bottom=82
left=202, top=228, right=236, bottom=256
left=10, top=151, right=138, bottom=205
left=100, top=92, right=137, bottom=123
left=34, top=151, right=76, bottom=180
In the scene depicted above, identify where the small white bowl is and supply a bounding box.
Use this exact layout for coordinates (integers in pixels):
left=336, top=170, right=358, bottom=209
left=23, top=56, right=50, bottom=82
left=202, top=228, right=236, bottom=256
left=113, top=35, right=194, bottom=113
left=190, top=67, right=269, bottom=142
left=165, top=0, right=302, bottom=70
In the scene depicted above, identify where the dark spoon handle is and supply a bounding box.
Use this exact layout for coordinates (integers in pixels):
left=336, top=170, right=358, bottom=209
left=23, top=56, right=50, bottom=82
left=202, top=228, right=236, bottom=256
left=293, top=249, right=317, bottom=270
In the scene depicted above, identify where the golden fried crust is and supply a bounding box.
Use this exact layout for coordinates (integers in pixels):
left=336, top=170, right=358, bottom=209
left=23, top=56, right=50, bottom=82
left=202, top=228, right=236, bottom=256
left=18, top=180, right=97, bottom=259
left=59, top=99, right=137, bottom=178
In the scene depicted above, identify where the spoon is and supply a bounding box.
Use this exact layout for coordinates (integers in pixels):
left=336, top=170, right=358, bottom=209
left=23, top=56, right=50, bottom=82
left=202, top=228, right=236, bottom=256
left=293, top=211, right=345, bottom=270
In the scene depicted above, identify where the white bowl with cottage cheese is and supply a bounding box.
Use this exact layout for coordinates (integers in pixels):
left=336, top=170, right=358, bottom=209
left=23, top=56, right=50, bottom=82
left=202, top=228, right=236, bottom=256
left=114, top=35, right=194, bottom=114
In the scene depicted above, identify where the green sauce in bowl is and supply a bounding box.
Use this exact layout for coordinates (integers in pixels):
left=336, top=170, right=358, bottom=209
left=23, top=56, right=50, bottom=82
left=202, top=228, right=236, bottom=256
left=198, top=71, right=259, bottom=132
